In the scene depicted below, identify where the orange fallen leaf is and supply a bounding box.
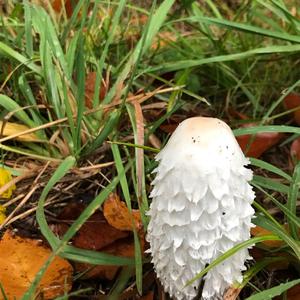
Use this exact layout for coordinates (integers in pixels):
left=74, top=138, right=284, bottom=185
left=236, top=131, right=283, bottom=158
left=52, top=0, right=75, bottom=17
left=0, top=230, right=73, bottom=300
left=274, top=283, right=300, bottom=300
left=282, top=283, right=300, bottom=300
left=283, top=92, right=300, bottom=125
left=251, top=226, right=285, bottom=247
left=53, top=199, right=144, bottom=280
left=103, top=193, right=142, bottom=231
left=290, top=137, right=300, bottom=161
left=54, top=203, right=129, bottom=251
left=85, top=72, right=107, bottom=109
left=75, top=238, right=137, bottom=280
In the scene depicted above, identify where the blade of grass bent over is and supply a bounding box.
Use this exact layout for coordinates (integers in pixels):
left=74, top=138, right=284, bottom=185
left=111, top=144, right=143, bottom=294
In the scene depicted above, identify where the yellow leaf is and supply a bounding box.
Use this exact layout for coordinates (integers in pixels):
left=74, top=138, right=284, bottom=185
left=0, top=121, right=40, bottom=142
left=0, top=168, right=16, bottom=199
left=0, top=205, right=6, bottom=224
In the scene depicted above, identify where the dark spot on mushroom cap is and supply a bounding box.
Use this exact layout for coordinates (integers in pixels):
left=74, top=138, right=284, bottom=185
left=222, top=212, right=226, bottom=215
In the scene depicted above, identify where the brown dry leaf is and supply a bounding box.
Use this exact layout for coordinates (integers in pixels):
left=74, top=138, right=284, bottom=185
left=223, top=286, right=241, bottom=300
left=290, top=137, right=300, bottom=161
left=132, top=100, right=145, bottom=202
left=52, top=0, right=75, bottom=17
left=0, top=121, right=40, bottom=142
left=139, top=291, right=154, bottom=300
left=103, top=193, right=142, bottom=231
left=151, top=32, right=177, bottom=50
left=251, top=226, right=285, bottom=247
left=54, top=201, right=144, bottom=280
left=75, top=237, right=137, bottom=280
left=284, top=283, right=300, bottom=300
left=54, top=203, right=129, bottom=250
left=0, top=230, right=73, bottom=300
left=85, top=72, right=107, bottom=109
left=274, top=284, right=300, bottom=300
left=236, top=131, right=283, bottom=158
left=284, top=92, right=300, bottom=125
left=227, top=109, right=283, bottom=158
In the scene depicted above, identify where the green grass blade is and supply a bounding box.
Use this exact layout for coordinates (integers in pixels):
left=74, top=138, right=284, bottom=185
left=253, top=184, right=300, bottom=228
left=111, top=144, right=143, bottom=294
left=108, top=267, right=135, bottom=300
left=144, top=45, right=300, bottom=74
left=245, top=278, right=300, bottom=300
left=60, top=245, right=135, bottom=265
left=82, top=109, right=120, bottom=156
left=74, top=35, right=85, bottom=153
left=237, top=257, right=286, bottom=290
left=0, top=41, right=41, bottom=74
left=234, top=125, right=300, bottom=136
left=0, top=94, right=36, bottom=128
left=250, top=158, right=291, bottom=181
left=193, top=16, right=300, bottom=42
left=36, top=156, right=76, bottom=249
left=252, top=175, right=289, bottom=194
left=92, top=0, right=126, bottom=108
left=0, top=283, right=8, bottom=300
left=0, top=143, right=60, bottom=162
left=254, top=215, right=300, bottom=259
left=185, top=235, right=281, bottom=287
left=105, top=0, right=175, bottom=105
left=24, top=2, right=33, bottom=57
left=287, top=162, right=300, bottom=240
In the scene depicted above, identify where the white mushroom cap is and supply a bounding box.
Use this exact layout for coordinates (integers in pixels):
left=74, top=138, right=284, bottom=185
left=147, top=117, right=255, bottom=300
left=156, top=117, right=250, bottom=175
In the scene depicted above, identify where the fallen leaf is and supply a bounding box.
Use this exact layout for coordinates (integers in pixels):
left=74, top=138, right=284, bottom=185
left=103, top=193, right=142, bottom=231
left=290, top=137, right=300, bottom=161
left=274, top=283, right=300, bottom=300
left=85, top=72, right=107, bottom=109
left=223, top=286, right=241, bottom=300
left=53, top=200, right=144, bottom=280
left=283, top=92, right=300, bottom=125
left=0, top=205, right=6, bottom=224
left=75, top=237, right=136, bottom=280
left=236, top=131, right=283, bottom=158
left=0, top=168, right=16, bottom=199
left=139, top=291, right=154, bottom=300
left=52, top=0, right=75, bottom=17
left=151, top=32, right=177, bottom=50
left=283, top=283, right=300, bottom=300
left=251, top=226, right=285, bottom=247
left=0, top=230, right=73, bottom=300
left=0, top=121, right=40, bottom=142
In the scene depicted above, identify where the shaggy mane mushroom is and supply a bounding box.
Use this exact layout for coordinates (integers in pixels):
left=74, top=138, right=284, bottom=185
left=147, top=117, right=255, bottom=300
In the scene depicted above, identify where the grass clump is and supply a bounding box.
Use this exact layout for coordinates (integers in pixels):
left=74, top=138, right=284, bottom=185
left=0, top=0, right=300, bottom=299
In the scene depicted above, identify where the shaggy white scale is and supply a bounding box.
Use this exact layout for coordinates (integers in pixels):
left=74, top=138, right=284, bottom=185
left=146, top=117, right=255, bottom=300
